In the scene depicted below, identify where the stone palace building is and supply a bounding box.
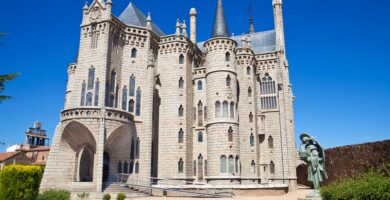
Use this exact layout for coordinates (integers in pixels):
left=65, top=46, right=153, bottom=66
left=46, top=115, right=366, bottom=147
left=41, top=0, right=297, bottom=194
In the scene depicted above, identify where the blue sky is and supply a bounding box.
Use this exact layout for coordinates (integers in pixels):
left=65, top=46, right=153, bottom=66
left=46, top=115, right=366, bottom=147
left=0, top=0, right=389, bottom=152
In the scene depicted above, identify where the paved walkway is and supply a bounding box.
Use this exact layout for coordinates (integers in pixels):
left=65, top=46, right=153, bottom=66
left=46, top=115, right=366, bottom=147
left=137, top=188, right=313, bottom=200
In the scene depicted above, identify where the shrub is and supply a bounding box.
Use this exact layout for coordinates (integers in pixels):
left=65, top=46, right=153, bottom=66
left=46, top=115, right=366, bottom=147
left=37, top=189, right=71, bottom=200
left=0, top=165, right=43, bottom=200
left=77, top=192, right=89, bottom=199
left=103, top=193, right=111, bottom=200
left=321, top=163, right=390, bottom=200
left=116, top=192, right=126, bottom=200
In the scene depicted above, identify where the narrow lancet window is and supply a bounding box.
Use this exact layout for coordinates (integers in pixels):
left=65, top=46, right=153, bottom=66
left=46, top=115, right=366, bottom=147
left=178, top=129, right=184, bottom=143
left=122, top=87, right=128, bottom=110
left=179, top=105, right=184, bottom=117
left=198, top=101, right=203, bottom=126
left=94, top=79, right=100, bottom=106
left=268, top=136, right=274, bottom=149
left=178, top=158, right=184, bottom=173
left=215, top=101, right=221, bottom=118
left=228, top=127, right=233, bottom=142
left=80, top=81, right=86, bottom=106
left=179, top=54, right=184, bottom=64
left=136, top=87, right=141, bottom=116
left=87, top=67, right=95, bottom=89
left=131, top=48, right=137, bottom=58
left=86, top=92, right=93, bottom=106
left=129, top=75, right=136, bottom=96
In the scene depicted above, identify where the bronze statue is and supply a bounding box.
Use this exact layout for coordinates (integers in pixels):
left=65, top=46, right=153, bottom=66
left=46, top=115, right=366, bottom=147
left=299, top=133, right=328, bottom=198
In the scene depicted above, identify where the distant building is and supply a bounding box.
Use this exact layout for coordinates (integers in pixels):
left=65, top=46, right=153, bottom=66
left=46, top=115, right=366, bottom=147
left=0, top=152, right=32, bottom=170
left=5, top=121, right=51, bottom=166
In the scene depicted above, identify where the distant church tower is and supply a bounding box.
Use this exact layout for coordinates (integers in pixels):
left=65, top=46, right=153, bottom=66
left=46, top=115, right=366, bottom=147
left=41, top=0, right=298, bottom=194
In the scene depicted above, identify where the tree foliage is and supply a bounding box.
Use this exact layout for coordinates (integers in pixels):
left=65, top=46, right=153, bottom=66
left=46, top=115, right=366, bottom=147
left=0, top=72, right=19, bottom=103
left=0, top=165, right=44, bottom=200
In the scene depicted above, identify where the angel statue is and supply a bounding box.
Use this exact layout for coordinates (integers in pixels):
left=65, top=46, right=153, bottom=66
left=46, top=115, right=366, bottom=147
left=299, top=133, right=328, bottom=198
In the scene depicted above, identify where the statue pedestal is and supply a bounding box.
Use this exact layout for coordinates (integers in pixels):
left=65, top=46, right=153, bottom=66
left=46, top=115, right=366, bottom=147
left=298, top=189, right=322, bottom=200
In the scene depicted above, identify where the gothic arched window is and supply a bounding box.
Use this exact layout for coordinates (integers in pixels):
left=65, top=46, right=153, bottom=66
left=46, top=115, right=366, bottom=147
left=235, top=156, right=239, bottom=173
left=248, top=87, right=252, bottom=97
left=87, top=67, right=95, bottom=89
left=197, top=80, right=203, bottom=91
left=136, top=137, right=140, bottom=159
left=178, top=105, right=184, bottom=117
left=136, top=87, right=141, bottom=116
left=179, top=54, right=184, bottom=64
left=247, top=66, right=251, bottom=75
left=260, top=73, right=276, bottom=95
left=131, top=48, right=137, bottom=58
left=268, top=136, right=274, bottom=149
left=215, top=101, right=221, bottom=118
left=204, top=106, right=207, bottom=120
left=178, top=158, right=184, bottom=173
left=123, top=161, right=128, bottom=174
left=250, top=133, right=254, bottom=146
left=117, top=161, right=122, bottom=173
left=129, top=100, right=134, bottom=113
left=249, top=112, right=254, bottom=123
left=179, top=77, right=184, bottom=89
left=198, top=101, right=203, bottom=126
left=223, top=101, right=229, bottom=118
left=220, top=155, right=226, bottom=173
left=226, top=75, right=231, bottom=87
left=228, top=155, right=234, bottom=173
left=94, top=79, right=100, bottom=106
left=80, top=81, right=86, bottom=106
left=178, top=129, right=184, bottom=143
left=86, top=92, right=93, bottom=106
left=135, top=162, right=139, bottom=174
left=129, top=75, right=136, bottom=96
left=225, top=52, right=230, bottom=62
left=110, top=70, right=116, bottom=92
left=198, top=132, right=203, bottom=142
left=228, top=127, right=233, bottom=142
left=230, top=102, right=234, bottom=118
left=122, top=87, right=128, bottom=110
left=251, top=160, right=256, bottom=174
left=129, top=161, right=134, bottom=174
left=270, top=161, right=275, bottom=174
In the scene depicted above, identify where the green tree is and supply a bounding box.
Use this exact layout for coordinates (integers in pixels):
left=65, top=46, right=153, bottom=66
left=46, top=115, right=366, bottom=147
left=0, top=32, right=19, bottom=103
left=0, top=73, right=19, bottom=103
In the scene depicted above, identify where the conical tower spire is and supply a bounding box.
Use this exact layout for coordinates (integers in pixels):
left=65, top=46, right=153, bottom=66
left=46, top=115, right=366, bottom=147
left=212, top=0, right=229, bottom=38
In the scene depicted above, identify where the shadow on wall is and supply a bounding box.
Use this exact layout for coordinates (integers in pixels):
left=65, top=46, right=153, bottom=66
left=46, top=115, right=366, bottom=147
left=297, top=140, right=390, bottom=187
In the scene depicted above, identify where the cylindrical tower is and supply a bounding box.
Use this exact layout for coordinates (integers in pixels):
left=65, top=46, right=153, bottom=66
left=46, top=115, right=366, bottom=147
left=205, top=0, right=240, bottom=184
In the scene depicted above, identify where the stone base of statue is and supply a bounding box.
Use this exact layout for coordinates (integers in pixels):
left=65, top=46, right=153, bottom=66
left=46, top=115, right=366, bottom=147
left=298, top=189, right=322, bottom=200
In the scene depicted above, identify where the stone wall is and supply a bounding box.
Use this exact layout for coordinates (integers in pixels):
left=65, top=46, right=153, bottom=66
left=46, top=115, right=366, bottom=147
left=297, top=140, right=390, bottom=187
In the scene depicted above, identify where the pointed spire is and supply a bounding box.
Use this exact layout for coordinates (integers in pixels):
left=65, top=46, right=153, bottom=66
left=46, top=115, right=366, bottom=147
left=176, top=18, right=181, bottom=36
left=249, top=16, right=255, bottom=33
left=211, top=0, right=229, bottom=38
left=146, top=12, right=152, bottom=30
left=83, top=1, right=89, bottom=11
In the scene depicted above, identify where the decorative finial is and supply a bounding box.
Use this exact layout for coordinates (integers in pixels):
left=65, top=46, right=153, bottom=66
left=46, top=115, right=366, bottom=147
left=182, top=20, right=187, bottom=37
left=106, top=0, right=112, bottom=5
left=146, top=12, right=152, bottom=30
left=176, top=18, right=181, bottom=36
left=273, top=0, right=282, bottom=6
left=190, top=8, right=197, bottom=16
left=83, top=1, right=89, bottom=10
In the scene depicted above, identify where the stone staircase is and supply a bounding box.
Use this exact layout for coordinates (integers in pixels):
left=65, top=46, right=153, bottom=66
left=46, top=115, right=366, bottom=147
left=103, top=182, right=151, bottom=199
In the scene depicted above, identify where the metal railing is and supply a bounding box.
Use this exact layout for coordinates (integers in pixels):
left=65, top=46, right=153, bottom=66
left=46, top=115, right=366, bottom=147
left=116, top=173, right=233, bottom=198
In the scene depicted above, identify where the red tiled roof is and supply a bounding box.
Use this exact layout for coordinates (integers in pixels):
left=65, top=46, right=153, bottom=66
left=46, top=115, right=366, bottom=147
left=0, top=152, right=21, bottom=162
